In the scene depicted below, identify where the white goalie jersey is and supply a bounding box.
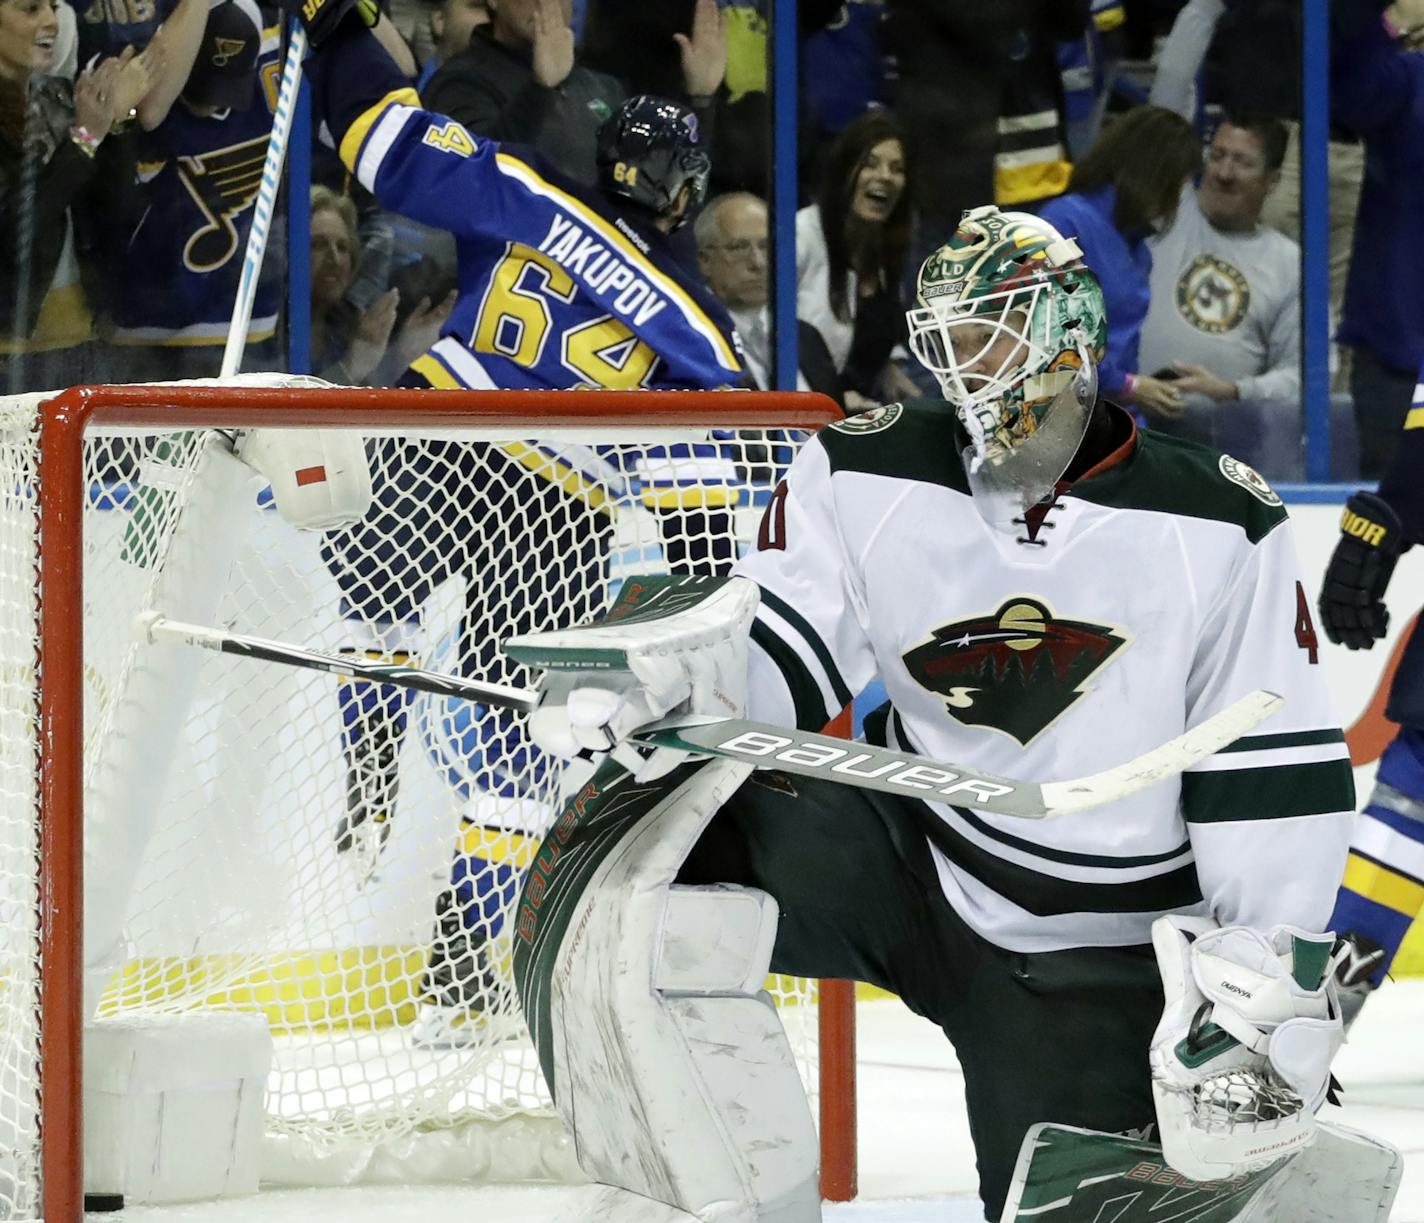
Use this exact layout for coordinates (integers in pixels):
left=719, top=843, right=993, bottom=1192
left=734, top=400, right=1355, bottom=954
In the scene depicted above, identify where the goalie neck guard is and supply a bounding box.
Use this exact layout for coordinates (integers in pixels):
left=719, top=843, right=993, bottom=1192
left=906, top=206, right=1108, bottom=524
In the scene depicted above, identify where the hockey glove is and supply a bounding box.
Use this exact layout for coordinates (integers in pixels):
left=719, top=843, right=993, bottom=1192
left=1318, top=491, right=1405, bottom=650
left=282, top=0, right=378, bottom=48
left=508, top=575, right=758, bottom=783
left=1149, top=915, right=1345, bottom=1182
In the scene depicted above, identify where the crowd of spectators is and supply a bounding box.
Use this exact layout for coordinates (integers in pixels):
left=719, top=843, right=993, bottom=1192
left=0, top=0, right=1414, bottom=482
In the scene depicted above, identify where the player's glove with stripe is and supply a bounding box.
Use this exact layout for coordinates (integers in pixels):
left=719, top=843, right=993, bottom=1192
left=1318, top=491, right=1405, bottom=650
left=282, top=0, right=378, bottom=46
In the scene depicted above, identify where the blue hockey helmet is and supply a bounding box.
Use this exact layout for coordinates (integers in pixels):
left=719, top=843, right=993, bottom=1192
left=596, top=94, right=711, bottom=229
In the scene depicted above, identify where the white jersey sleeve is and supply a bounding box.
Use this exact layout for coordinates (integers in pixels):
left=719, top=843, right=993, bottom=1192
left=1182, top=514, right=1354, bottom=934
left=732, top=438, right=879, bottom=731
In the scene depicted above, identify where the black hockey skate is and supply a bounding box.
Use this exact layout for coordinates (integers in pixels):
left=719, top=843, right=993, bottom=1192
left=413, top=890, right=516, bottom=1049
left=334, top=696, right=403, bottom=886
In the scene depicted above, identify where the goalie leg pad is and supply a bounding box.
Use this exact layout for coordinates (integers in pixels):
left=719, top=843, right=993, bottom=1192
left=999, top=1120, right=1397, bottom=1223
left=513, top=756, right=819, bottom=1223
left=1230, top=1120, right=1400, bottom=1223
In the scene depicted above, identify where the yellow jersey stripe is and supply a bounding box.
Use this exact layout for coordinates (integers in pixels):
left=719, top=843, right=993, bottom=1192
left=409, top=353, right=612, bottom=512
left=409, top=351, right=460, bottom=388
left=498, top=442, right=612, bottom=515
left=340, top=87, right=422, bottom=174
left=1342, top=852, right=1424, bottom=917
left=640, top=486, right=739, bottom=510
left=493, top=152, right=740, bottom=373
left=996, top=160, right=1072, bottom=206
left=1403, top=406, right=1424, bottom=430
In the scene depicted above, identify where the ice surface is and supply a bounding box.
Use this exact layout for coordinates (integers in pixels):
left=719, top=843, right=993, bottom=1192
left=97, top=981, right=1424, bottom=1223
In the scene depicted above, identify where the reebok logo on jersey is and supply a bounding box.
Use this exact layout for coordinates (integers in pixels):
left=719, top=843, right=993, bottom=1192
left=901, top=597, right=1127, bottom=746
left=536, top=215, right=668, bottom=325
left=828, top=402, right=902, bottom=434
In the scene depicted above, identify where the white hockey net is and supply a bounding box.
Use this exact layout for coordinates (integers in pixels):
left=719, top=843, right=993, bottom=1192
left=0, top=378, right=844, bottom=1220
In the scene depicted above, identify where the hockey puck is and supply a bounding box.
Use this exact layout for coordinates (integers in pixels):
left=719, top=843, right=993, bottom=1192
left=84, top=1192, right=125, bottom=1212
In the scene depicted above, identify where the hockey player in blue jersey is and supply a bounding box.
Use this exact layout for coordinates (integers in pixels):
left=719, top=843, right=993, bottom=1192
left=294, top=0, right=748, bottom=1043
left=304, top=12, right=742, bottom=393
left=1319, top=368, right=1424, bottom=1025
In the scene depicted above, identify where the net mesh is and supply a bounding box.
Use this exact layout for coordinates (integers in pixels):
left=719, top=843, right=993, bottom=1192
left=0, top=381, right=833, bottom=1214
left=0, top=398, right=42, bottom=1220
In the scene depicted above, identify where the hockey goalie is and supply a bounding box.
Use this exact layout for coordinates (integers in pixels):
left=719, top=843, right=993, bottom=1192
left=506, top=209, right=1397, bottom=1222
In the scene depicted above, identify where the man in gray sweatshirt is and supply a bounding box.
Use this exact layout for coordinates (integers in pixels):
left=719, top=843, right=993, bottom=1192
left=1139, top=115, right=1301, bottom=428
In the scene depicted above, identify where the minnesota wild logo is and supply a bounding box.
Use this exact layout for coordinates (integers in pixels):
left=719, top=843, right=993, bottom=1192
left=902, top=597, right=1128, bottom=746
left=829, top=403, right=901, bottom=434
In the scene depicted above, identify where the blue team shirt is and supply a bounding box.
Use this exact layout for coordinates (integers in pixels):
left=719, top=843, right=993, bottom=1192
left=96, top=24, right=283, bottom=344
left=1038, top=185, right=1151, bottom=405
left=1333, top=18, right=1424, bottom=375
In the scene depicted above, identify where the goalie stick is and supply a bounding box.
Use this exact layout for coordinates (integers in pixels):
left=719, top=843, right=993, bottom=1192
left=133, top=611, right=1282, bottom=820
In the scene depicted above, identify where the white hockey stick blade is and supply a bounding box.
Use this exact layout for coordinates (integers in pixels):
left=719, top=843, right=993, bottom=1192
left=635, top=689, right=1282, bottom=820
left=134, top=612, right=538, bottom=712
left=1040, top=688, right=1283, bottom=816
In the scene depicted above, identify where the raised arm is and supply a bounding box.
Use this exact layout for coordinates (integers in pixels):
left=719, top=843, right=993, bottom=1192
left=134, top=0, right=209, bottom=130
left=1147, top=0, right=1225, bottom=120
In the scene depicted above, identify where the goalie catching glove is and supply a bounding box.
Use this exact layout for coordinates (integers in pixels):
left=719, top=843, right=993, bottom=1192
left=505, top=575, right=758, bottom=783
left=1149, top=915, right=1346, bottom=1183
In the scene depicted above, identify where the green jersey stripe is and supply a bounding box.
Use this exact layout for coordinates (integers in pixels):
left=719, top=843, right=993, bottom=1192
left=1217, top=728, right=1346, bottom=754
left=1182, top=759, right=1356, bottom=823
left=952, top=805, right=1193, bottom=869
left=908, top=803, right=1204, bottom=916
left=750, top=619, right=835, bottom=731
left=758, top=587, right=854, bottom=708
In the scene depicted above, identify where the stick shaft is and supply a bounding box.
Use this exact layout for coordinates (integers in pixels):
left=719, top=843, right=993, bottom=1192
left=136, top=613, right=1280, bottom=820
left=221, top=22, right=307, bottom=379
left=643, top=689, right=1281, bottom=819
left=139, top=614, right=539, bottom=711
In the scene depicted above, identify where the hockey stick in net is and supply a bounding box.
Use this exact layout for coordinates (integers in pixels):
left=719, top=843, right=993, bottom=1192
left=134, top=610, right=538, bottom=710
left=133, top=611, right=1281, bottom=820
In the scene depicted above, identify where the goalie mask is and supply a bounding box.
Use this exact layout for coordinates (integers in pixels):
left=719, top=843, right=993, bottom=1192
left=906, top=206, right=1108, bottom=523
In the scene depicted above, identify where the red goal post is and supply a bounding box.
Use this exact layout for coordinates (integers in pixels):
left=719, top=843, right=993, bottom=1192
left=19, top=382, right=856, bottom=1222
